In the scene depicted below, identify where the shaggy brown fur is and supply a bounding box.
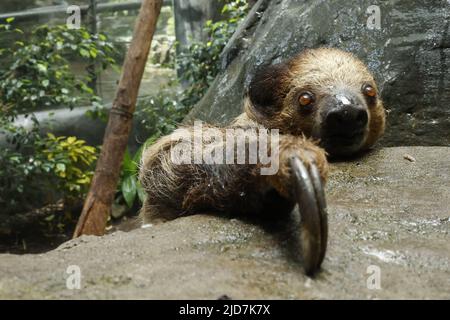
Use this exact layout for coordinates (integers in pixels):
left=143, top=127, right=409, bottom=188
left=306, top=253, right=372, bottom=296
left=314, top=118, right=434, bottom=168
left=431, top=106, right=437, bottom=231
left=139, top=48, right=386, bottom=224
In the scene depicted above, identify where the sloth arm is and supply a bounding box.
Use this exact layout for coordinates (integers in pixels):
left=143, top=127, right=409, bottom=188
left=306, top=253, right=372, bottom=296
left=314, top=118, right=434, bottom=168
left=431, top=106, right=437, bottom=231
left=138, top=125, right=328, bottom=224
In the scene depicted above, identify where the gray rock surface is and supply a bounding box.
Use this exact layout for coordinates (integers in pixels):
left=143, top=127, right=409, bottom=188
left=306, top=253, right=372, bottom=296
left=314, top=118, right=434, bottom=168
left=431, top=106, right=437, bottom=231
left=188, top=0, right=450, bottom=147
left=0, top=147, right=449, bottom=299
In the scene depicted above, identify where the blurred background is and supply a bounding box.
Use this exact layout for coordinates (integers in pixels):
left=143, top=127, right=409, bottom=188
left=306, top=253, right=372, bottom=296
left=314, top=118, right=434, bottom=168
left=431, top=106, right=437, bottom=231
left=0, top=0, right=249, bottom=252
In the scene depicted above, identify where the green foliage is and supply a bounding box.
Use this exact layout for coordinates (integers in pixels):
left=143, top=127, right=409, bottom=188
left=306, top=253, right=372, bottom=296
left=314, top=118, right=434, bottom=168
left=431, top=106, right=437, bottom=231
left=41, top=133, right=97, bottom=194
left=0, top=131, right=97, bottom=215
left=120, top=147, right=146, bottom=208
left=176, top=0, right=248, bottom=107
left=0, top=20, right=117, bottom=119
left=136, top=89, right=189, bottom=143
left=0, top=20, right=114, bottom=217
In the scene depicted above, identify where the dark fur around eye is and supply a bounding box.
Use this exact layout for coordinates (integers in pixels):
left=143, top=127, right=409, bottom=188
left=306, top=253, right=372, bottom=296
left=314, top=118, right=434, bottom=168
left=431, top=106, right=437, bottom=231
left=248, top=62, right=290, bottom=115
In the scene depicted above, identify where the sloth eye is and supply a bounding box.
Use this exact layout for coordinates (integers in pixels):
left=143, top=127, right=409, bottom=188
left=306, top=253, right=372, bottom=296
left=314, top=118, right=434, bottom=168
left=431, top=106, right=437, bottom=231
left=298, top=92, right=315, bottom=108
left=362, top=83, right=377, bottom=98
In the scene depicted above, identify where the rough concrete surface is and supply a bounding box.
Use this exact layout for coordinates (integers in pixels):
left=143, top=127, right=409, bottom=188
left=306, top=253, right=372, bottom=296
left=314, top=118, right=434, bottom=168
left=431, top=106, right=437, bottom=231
left=0, top=147, right=449, bottom=299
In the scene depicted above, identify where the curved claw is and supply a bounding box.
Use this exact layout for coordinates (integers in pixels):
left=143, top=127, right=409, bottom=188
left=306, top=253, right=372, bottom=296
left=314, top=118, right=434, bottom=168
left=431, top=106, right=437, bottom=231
left=309, top=163, right=328, bottom=268
left=289, top=156, right=328, bottom=276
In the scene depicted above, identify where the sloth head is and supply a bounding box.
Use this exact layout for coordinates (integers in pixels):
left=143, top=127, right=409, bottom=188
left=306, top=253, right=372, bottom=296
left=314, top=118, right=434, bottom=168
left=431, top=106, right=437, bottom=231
left=246, top=48, right=386, bottom=156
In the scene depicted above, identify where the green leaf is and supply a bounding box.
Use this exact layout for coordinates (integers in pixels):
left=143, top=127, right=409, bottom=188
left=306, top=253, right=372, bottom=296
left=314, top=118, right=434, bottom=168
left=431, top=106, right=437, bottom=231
left=122, top=148, right=136, bottom=176
left=121, top=175, right=137, bottom=208
left=36, top=63, right=47, bottom=73
left=90, top=48, right=98, bottom=58
left=6, top=17, right=15, bottom=23
left=79, top=48, right=90, bottom=58
left=81, top=30, right=90, bottom=39
left=136, top=181, right=146, bottom=204
left=67, top=136, right=76, bottom=144
left=56, top=163, right=66, bottom=172
left=132, top=145, right=145, bottom=165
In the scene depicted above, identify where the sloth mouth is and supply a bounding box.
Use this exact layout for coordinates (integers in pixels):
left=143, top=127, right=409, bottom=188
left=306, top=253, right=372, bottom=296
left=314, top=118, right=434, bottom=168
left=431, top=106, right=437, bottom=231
left=321, top=129, right=366, bottom=156
left=329, top=130, right=365, bottom=146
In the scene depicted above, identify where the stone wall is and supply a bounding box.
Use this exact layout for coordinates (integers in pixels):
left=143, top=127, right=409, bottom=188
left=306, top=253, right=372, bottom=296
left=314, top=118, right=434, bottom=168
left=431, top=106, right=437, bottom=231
left=188, top=0, right=450, bottom=146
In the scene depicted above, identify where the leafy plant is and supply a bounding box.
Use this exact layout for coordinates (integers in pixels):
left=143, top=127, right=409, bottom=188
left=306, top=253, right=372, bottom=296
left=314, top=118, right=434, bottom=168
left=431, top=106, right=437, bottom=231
left=0, top=20, right=117, bottom=119
left=176, top=0, right=248, bottom=107
left=0, top=132, right=97, bottom=215
left=136, top=89, right=188, bottom=142
left=115, top=1, right=249, bottom=210
left=119, top=147, right=146, bottom=208
left=41, top=133, right=97, bottom=195
left=0, top=20, right=115, bottom=219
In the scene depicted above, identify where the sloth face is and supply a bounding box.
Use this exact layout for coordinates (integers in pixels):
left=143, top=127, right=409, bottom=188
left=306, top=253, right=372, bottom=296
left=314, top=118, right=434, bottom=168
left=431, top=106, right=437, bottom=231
left=247, top=48, right=386, bottom=156
left=296, top=81, right=378, bottom=156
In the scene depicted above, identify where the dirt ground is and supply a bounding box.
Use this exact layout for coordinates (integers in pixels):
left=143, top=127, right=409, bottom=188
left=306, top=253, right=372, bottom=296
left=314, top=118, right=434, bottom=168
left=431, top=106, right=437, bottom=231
left=0, top=147, right=449, bottom=299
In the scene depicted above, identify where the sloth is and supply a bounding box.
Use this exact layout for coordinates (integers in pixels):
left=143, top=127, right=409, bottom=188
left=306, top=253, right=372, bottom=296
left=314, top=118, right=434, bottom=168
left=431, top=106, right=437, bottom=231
left=138, top=48, right=386, bottom=225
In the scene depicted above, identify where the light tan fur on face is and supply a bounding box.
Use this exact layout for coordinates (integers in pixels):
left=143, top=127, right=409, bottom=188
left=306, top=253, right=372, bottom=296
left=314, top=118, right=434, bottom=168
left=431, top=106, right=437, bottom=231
left=245, top=47, right=386, bottom=152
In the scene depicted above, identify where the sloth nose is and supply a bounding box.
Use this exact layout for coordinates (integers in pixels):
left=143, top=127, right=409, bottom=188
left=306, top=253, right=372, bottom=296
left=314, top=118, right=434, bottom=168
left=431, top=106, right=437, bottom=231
left=325, top=105, right=368, bottom=134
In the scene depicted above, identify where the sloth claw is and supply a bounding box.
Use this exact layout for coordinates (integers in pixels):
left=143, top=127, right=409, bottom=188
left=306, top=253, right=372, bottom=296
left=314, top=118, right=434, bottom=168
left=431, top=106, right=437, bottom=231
left=289, top=156, right=328, bottom=276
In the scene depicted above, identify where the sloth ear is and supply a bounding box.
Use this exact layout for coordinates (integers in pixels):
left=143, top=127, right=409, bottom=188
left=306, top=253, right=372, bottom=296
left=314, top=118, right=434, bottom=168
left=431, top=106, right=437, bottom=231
left=248, top=62, right=290, bottom=114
